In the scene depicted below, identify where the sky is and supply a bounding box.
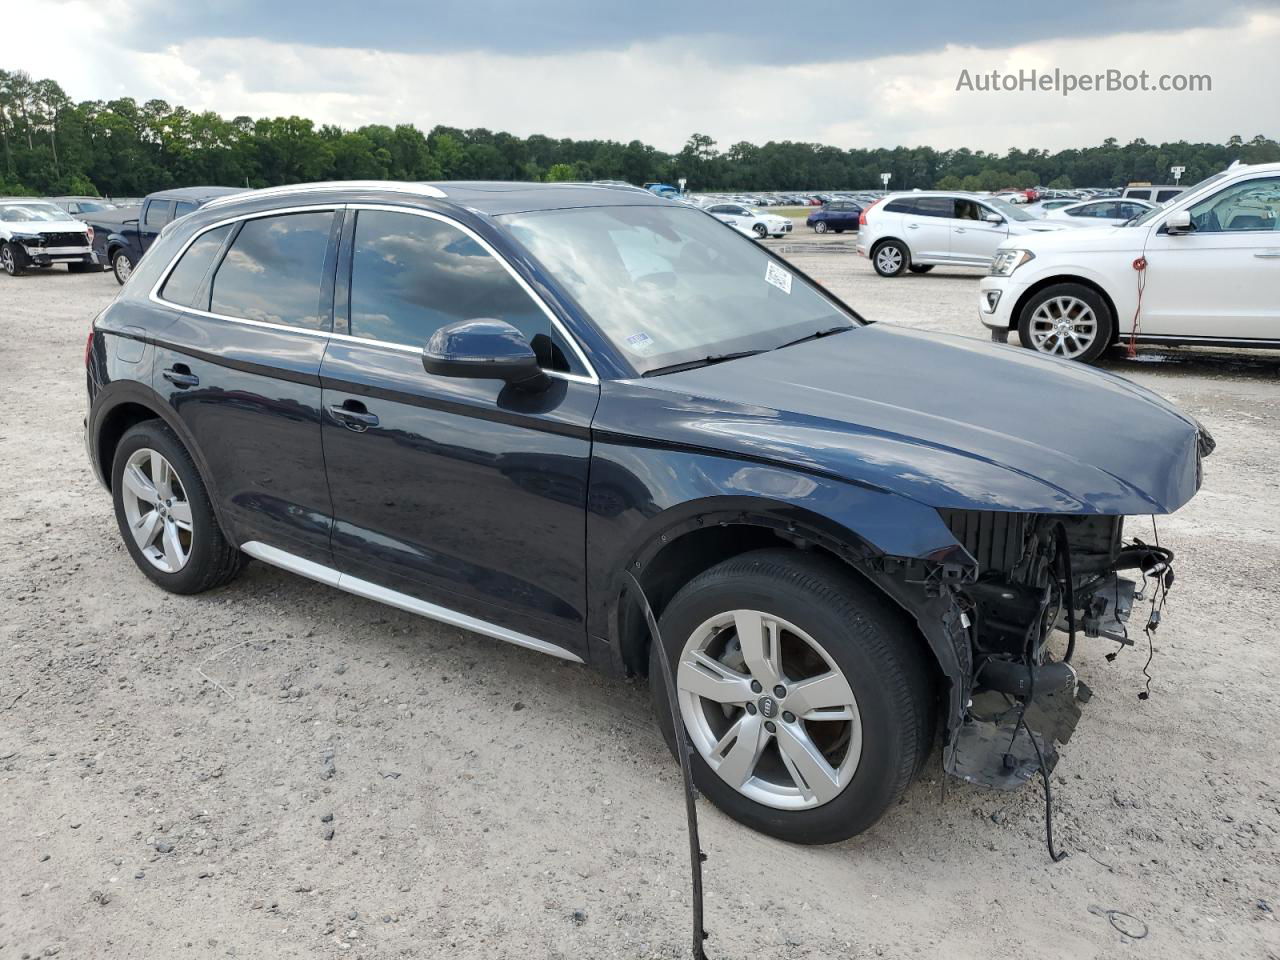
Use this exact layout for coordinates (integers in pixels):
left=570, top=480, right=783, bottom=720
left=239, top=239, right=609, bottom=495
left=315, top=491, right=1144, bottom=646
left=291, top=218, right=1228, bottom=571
left=6, top=0, right=1279, bottom=152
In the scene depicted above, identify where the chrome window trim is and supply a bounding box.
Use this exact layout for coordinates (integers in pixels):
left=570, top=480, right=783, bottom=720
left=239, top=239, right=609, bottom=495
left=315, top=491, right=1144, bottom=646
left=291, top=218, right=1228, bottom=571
left=240, top=540, right=584, bottom=664
left=148, top=202, right=600, bottom=385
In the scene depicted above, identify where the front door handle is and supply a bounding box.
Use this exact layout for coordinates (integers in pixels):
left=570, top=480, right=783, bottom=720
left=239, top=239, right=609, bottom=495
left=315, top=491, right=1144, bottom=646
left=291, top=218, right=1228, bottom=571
left=955, top=227, right=967, bottom=234
left=907, top=223, right=919, bottom=229
left=327, top=401, right=379, bottom=432
left=162, top=365, right=199, bottom=388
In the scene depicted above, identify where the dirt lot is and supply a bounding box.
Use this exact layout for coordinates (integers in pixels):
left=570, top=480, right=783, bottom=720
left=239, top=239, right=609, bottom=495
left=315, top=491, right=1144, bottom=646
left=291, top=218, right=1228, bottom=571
left=2, top=235, right=1278, bottom=960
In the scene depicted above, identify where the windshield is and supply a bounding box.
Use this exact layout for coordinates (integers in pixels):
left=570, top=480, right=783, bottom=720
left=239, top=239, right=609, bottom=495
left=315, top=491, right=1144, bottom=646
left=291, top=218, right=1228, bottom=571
left=986, top=198, right=1035, bottom=222
left=503, top=205, right=852, bottom=375
left=0, top=202, right=67, bottom=222
left=1126, top=171, right=1229, bottom=227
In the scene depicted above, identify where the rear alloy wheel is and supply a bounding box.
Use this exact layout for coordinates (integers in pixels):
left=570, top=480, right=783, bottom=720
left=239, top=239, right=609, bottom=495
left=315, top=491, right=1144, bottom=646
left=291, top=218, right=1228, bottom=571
left=813, top=221, right=829, bottom=234
left=651, top=549, right=932, bottom=844
left=111, top=421, right=245, bottom=594
left=111, top=249, right=133, bottom=285
left=1, top=242, right=26, bottom=276
left=1017, top=283, right=1114, bottom=363
left=872, top=240, right=909, bottom=277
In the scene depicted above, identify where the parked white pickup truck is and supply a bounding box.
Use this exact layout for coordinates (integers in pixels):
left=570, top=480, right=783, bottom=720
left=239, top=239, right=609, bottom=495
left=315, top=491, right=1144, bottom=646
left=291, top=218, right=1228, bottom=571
left=980, top=161, right=1280, bottom=361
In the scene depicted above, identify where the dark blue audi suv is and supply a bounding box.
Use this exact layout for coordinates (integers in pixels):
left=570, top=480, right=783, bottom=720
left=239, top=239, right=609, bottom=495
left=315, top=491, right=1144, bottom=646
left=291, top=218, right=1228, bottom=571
left=85, top=180, right=1210, bottom=843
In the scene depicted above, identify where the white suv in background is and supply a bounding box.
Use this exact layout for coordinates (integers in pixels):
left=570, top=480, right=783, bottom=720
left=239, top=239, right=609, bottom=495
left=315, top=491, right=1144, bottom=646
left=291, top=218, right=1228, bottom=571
left=857, top=192, right=1074, bottom=277
left=980, top=162, right=1280, bottom=362
left=703, top=202, right=793, bottom=239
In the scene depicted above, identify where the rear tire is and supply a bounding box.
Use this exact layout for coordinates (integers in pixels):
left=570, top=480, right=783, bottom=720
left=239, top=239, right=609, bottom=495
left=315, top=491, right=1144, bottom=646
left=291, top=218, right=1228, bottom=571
left=908, top=264, right=934, bottom=274
left=111, top=421, right=245, bottom=594
left=872, top=240, right=909, bottom=277
left=650, top=549, right=932, bottom=844
left=111, top=249, right=134, bottom=285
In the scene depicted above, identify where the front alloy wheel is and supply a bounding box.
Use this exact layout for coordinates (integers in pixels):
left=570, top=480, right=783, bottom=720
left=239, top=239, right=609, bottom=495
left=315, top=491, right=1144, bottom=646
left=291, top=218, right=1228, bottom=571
left=677, top=609, right=861, bottom=810
left=651, top=549, right=932, bottom=844
left=1017, top=282, right=1113, bottom=363
left=1, top=242, right=24, bottom=276
left=813, top=221, right=828, bottom=234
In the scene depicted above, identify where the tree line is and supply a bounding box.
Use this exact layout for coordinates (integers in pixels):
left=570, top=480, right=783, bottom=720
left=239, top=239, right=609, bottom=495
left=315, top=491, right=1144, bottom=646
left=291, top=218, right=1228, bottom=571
left=2, top=69, right=1277, bottom=199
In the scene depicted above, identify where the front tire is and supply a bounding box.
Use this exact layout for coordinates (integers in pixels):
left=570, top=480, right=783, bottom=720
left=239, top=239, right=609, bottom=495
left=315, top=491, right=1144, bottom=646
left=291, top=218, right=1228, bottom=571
left=872, top=240, right=909, bottom=277
left=1, top=242, right=26, bottom=276
left=111, top=421, right=245, bottom=594
left=1016, top=283, right=1114, bottom=363
left=650, top=550, right=932, bottom=844
left=752, top=223, right=768, bottom=239
left=111, top=249, right=134, bottom=285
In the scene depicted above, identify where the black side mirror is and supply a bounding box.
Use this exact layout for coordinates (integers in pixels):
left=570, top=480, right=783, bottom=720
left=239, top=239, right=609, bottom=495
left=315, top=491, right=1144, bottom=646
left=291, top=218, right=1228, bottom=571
left=423, top=318, right=549, bottom=391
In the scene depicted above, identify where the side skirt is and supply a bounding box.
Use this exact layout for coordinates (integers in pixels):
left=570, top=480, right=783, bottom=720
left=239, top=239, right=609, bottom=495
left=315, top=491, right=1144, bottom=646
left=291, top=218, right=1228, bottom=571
left=240, top=540, right=585, bottom=664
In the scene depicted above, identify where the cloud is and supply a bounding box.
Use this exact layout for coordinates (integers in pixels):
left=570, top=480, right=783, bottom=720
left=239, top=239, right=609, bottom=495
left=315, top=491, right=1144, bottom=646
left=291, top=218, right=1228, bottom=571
left=5, top=1, right=1278, bottom=154
left=122, top=0, right=1267, bottom=60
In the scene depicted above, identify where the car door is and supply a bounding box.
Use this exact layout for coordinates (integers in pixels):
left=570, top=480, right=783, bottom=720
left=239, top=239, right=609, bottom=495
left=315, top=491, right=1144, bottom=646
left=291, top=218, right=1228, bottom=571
left=150, top=207, right=341, bottom=565
left=319, top=205, right=598, bottom=657
left=902, top=197, right=953, bottom=260
left=140, top=199, right=173, bottom=254
left=1140, top=174, right=1280, bottom=341
left=948, top=199, right=1008, bottom=263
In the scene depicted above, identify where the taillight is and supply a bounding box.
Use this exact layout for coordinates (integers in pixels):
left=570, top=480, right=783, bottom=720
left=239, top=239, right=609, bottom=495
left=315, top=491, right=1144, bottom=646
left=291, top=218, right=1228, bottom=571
left=859, top=197, right=886, bottom=227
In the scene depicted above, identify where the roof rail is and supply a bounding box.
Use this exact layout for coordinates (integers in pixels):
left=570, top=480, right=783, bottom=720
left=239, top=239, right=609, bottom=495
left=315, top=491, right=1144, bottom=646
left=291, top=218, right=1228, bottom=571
left=202, top=180, right=448, bottom=210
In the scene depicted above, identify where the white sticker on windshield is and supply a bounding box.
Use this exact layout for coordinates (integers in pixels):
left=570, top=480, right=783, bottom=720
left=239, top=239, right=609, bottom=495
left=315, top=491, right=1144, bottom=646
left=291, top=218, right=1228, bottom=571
left=625, top=331, right=657, bottom=353
left=765, top=261, right=793, bottom=294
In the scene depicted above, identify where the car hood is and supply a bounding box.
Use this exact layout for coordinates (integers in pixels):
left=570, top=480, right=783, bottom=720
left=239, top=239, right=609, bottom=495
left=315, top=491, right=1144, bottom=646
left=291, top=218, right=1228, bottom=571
left=1, top=217, right=87, bottom=233
left=1000, top=224, right=1143, bottom=254
left=603, top=324, right=1204, bottom=516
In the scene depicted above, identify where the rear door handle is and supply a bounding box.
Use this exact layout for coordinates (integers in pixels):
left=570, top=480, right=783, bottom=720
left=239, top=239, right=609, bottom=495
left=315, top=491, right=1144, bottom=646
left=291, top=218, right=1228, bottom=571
left=327, top=401, right=379, bottom=432
left=1255, top=249, right=1280, bottom=259
left=162, top=365, right=199, bottom=388
left=955, top=228, right=967, bottom=234
left=907, top=223, right=919, bottom=229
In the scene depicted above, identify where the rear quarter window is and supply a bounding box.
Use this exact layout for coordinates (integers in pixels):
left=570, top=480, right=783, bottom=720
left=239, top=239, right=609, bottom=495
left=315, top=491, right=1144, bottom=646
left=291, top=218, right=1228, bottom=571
left=159, top=224, right=233, bottom=309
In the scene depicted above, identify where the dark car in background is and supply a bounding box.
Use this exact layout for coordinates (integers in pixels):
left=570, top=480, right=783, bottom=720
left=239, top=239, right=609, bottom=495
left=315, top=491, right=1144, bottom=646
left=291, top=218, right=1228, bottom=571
left=82, top=186, right=242, bottom=283
left=806, top=200, right=862, bottom=233
left=85, top=180, right=1208, bottom=844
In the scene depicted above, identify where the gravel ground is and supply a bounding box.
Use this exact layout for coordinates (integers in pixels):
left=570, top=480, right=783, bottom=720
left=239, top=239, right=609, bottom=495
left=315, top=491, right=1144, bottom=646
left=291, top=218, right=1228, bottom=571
left=2, top=236, right=1278, bottom=960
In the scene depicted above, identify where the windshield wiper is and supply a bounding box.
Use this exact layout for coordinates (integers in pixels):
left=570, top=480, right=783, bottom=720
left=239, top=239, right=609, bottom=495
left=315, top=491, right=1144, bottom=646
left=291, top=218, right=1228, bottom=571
left=774, top=325, right=852, bottom=350
left=642, top=350, right=766, bottom=377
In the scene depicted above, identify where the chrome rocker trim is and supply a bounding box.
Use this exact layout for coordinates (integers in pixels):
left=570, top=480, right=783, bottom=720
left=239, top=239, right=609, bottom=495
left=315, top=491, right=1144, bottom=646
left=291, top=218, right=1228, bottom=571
left=240, top=541, right=584, bottom=663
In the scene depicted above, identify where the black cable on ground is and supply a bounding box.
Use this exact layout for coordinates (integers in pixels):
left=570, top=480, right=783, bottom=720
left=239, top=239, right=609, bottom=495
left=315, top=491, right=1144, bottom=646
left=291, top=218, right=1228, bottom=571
left=1054, top=524, right=1077, bottom=663
left=625, top=572, right=711, bottom=960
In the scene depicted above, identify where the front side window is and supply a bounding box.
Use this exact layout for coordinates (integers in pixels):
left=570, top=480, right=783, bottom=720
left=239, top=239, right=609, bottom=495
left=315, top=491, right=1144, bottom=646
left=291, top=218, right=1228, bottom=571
left=348, top=209, right=572, bottom=371
left=211, top=211, right=334, bottom=330
left=1188, top=177, right=1280, bottom=233
left=1126, top=189, right=1151, bottom=201
left=160, top=225, right=233, bottom=309
left=1156, top=190, right=1182, bottom=204
left=174, top=201, right=197, bottom=218
left=912, top=197, right=953, bottom=218
left=504, top=204, right=852, bottom=376
left=144, top=201, right=172, bottom=228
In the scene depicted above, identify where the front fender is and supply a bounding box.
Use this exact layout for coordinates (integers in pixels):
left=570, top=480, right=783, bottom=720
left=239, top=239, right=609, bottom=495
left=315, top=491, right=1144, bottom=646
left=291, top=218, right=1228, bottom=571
left=587, top=442, right=975, bottom=717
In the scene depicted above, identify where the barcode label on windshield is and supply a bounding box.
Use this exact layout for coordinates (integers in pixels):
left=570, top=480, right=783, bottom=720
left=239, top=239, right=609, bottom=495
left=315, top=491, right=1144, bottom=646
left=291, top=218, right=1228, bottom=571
left=765, top=261, right=793, bottom=294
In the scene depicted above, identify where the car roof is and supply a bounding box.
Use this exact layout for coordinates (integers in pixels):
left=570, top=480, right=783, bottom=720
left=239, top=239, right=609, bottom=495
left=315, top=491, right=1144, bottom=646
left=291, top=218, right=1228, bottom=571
left=199, top=180, right=673, bottom=218
left=149, top=186, right=246, bottom=202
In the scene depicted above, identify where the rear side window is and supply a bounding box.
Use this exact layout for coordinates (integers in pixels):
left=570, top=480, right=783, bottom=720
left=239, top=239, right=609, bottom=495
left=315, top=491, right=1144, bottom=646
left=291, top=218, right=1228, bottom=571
left=348, top=209, right=570, bottom=371
left=211, top=211, right=334, bottom=330
left=160, top=224, right=232, bottom=308
left=174, top=201, right=197, bottom=218
left=1126, top=189, right=1151, bottom=201
left=884, top=199, right=914, bottom=214
left=144, top=201, right=172, bottom=227
left=912, top=197, right=954, bottom=217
